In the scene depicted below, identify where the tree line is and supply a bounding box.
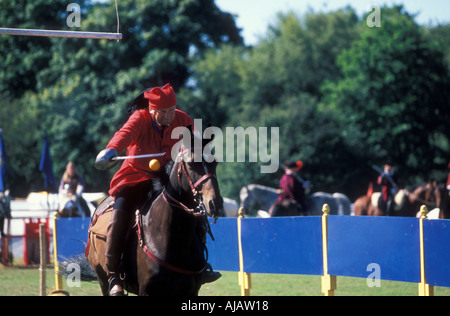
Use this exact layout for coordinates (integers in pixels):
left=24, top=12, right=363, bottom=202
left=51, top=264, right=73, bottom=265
left=0, top=1, right=449, bottom=202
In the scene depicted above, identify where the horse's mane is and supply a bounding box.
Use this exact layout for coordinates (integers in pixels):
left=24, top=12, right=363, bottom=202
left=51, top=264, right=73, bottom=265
left=165, top=160, right=175, bottom=175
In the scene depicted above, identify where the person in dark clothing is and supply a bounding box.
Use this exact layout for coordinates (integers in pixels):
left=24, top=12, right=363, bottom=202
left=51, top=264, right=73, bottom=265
left=271, top=160, right=308, bottom=216
left=377, top=162, right=398, bottom=216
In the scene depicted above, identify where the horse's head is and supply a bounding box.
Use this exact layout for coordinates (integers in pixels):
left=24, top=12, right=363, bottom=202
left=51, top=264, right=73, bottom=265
left=169, top=128, right=224, bottom=219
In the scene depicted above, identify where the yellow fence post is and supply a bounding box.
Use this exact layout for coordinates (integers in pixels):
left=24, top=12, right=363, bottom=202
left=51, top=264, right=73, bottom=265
left=52, top=213, right=63, bottom=291
left=418, top=205, right=434, bottom=296
left=321, top=204, right=336, bottom=296
left=237, top=207, right=251, bottom=296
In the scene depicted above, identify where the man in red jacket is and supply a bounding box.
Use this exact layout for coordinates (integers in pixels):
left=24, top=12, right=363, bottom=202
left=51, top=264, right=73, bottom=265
left=95, top=84, right=219, bottom=295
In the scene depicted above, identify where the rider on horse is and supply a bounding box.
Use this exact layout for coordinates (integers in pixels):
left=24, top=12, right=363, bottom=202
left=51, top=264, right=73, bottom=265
left=377, top=162, right=398, bottom=216
left=272, top=160, right=308, bottom=216
left=95, top=84, right=220, bottom=296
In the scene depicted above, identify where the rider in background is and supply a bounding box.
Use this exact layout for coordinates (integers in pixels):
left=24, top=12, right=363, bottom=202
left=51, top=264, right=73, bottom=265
left=377, top=162, right=398, bottom=216
left=274, top=160, right=308, bottom=215
left=59, top=161, right=85, bottom=195
left=95, top=83, right=220, bottom=296
left=58, top=161, right=89, bottom=217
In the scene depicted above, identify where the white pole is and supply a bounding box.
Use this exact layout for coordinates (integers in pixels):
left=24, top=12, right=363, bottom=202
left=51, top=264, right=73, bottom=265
left=112, top=152, right=166, bottom=161
left=0, top=27, right=122, bottom=40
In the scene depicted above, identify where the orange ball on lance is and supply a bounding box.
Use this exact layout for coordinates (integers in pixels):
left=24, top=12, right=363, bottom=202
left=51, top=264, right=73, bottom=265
left=149, top=159, right=160, bottom=171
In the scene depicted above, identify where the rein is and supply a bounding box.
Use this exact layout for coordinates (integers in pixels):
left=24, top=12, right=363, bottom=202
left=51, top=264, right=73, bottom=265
left=162, top=189, right=202, bottom=216
left=177, top=153, right=216, bottom=196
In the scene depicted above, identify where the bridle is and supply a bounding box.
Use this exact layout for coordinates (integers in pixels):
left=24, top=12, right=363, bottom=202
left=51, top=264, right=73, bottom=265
left=163, top=148, right=217, bottom=217
left=136, top=148, right=217, bottom=275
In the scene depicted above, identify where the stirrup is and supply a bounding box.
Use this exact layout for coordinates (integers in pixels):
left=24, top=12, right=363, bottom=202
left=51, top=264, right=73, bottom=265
left=108, top=275, right=125, bottom=296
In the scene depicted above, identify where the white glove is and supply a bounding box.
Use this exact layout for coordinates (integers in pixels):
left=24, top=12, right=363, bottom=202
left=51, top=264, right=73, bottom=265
left=94, top=148, right=119, bottom=170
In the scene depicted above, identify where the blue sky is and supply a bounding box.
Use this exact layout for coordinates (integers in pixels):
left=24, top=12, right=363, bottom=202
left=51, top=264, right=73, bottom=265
left=215, top=0, right=450, bottom=45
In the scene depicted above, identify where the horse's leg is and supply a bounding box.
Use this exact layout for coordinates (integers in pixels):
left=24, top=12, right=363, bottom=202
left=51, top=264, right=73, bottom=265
left=355, top=196, right=370, bottom=216
left=95, top=265, right=109, bottom=296
left=368, top=205, right=384, bottom=216
left=87, top=235, right=110, bottom=296
left=137, top=249, right=158, bottom=296
left=87, top=258, right=108, bottom=296
left=354, top=204, right=362, bottom=216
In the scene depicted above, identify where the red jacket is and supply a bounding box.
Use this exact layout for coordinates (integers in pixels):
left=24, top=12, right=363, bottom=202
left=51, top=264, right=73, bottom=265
left=106, top=108, right=193, bottom=196
left=276, top=173, right=305, bottom=205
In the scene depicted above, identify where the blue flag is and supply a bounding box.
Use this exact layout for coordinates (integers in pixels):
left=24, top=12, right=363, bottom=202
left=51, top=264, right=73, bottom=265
left=39, top=133, right=56, bottom=191
left=0, top=129, right=8, bottom=192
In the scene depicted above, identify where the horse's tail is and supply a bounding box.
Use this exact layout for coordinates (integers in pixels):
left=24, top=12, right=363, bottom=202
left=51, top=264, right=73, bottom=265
left=58, top=254, right=97, bottom=281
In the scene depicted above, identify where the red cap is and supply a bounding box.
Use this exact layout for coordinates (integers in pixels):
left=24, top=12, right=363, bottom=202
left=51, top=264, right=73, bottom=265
left=144, top=84, right=177, bottom=110
left=296, top=161, right=303, bottom=171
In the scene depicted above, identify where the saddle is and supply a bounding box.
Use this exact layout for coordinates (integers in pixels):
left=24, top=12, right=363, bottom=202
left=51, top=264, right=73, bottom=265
left=85, top=197, right=114, bottom=258
left=88, top=196, right=115, bottom=240
left=86, top=194, right=156, bottom=256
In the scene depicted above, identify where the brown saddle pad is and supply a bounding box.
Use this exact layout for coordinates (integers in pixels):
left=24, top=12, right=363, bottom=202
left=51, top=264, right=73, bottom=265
left=89, top=196, right=115, bottom=238
left=88, top=193, right=156, bottom=240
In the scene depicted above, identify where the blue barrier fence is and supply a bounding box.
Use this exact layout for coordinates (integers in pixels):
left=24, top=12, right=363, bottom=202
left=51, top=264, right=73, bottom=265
left=54, top=214, right=450, bottom=293
left=55, top=217, right=91, bottom=260
left=424, top=220, right=450, bottom=287
left=327, top=216, right=420, bottom=283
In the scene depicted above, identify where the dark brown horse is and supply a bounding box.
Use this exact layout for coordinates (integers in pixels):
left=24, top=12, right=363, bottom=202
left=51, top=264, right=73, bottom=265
left=86, top=132, right=224, bottom=296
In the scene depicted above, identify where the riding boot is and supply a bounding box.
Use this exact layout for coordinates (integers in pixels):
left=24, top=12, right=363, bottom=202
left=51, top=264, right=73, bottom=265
left=105, top=208, right=132, bottom=296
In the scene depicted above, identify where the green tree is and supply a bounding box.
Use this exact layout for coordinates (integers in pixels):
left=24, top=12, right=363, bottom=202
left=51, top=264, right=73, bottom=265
left=185, top=8, right=361, bottom=198
left=322, top=5, right=450, bottom=187
left=0, top=0, right=243, bottom=196
left=240, top=7, right=359, bottom=111
left=423, top=23, right=450, bottom=70
left=179, top=44, right=247, bottom=127
left=0, top=0, right=80, bottom=98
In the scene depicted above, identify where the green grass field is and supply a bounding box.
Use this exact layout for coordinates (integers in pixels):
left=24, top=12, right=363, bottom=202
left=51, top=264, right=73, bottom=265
left=1, top=264, right=449, bottom=296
